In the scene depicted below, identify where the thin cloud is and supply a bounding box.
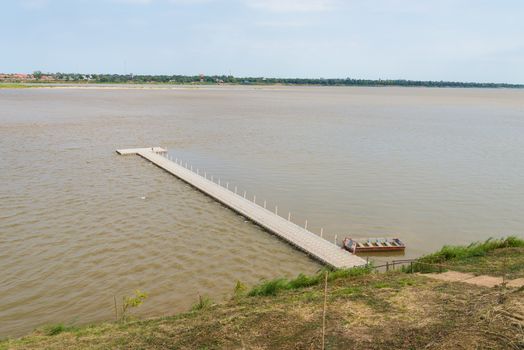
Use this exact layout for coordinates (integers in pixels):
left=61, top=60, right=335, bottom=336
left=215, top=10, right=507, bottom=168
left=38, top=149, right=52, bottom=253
left=168, top=0, right=215, bottom=3
left=246, top=0, right=337, bottom=13
left=255, top=20, right=309, bottom=28
left=19, top=0, right=49, bottom=10
left=110, top=0, right=213, bottom=4
left=112, top=0, right=153, bottom=4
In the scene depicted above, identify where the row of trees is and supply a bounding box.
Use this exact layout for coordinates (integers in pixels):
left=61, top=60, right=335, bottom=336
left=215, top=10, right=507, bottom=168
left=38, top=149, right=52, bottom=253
left=34, top=72, right=523, bottom=88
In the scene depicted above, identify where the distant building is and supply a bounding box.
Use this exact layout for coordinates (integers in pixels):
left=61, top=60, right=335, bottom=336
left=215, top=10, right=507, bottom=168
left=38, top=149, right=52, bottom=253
left=13, top=73, right=30, bottom=79
left=0, top=73, right=34, bottom=81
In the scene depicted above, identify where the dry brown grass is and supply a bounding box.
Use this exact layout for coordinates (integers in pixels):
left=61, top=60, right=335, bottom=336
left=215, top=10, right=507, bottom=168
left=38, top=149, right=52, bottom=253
left=2, top=271, right=523, bottom=350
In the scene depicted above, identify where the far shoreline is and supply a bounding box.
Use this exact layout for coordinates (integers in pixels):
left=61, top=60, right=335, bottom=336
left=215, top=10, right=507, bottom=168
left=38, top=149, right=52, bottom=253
left=2, top=82, right=524, bottom=91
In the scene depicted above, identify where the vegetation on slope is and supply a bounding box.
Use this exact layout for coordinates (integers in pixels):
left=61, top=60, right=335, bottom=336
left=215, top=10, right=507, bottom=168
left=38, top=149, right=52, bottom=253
left=1, top=239, right=523, bottom=349
left=0, top=83, right=33, bottom=89
left=410, top=236, right=524, bottom=277
left=248, top=266, right=372, bottom=297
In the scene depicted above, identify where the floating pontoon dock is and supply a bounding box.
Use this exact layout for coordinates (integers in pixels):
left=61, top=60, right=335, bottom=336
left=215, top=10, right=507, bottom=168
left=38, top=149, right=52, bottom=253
left=117, top=147, right=366, bottom=269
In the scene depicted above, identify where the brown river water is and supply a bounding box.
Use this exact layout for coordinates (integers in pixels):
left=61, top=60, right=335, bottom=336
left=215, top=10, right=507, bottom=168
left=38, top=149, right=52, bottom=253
left=1, top=86, right=523, bottom=336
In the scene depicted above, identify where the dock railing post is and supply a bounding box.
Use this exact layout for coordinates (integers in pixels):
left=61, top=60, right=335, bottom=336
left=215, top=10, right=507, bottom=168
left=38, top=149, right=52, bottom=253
left=218, top=179, right=221, bottom=186
left=275, top=206, right=278, bottom=215
left=288, top=212, right=291, bottom=221
left=243, top=191, right=246, bottom=198
left=334, top=234, right=337, bottom=245
left=211, top=175, right=214, bottom=182
left=226, top=182, right=229, bottom=189
left=305, top=220, right=308, bottom=230
left=235, top=186, right=237, bottom=194
left=320, top=228, right=323, bottom=238
left=253, top=195, right=256, bottom=203
left=263, top=200, right=266, bottom=208
left=191, top=165, right=193, bottom=171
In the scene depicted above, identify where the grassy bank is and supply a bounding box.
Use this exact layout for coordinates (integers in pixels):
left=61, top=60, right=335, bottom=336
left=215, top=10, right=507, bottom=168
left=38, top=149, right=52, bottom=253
left=0, top=83, right=34, bottom=89
left=1, top=239, right=523, bottom=349
left=247, top=266, right=372, bottom=297
left=410, top=236, right=524, bottom=277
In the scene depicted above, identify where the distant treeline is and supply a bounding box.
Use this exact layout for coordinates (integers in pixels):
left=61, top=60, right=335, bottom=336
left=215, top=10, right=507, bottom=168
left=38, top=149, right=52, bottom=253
left=18, top=72, right=524, bottom=88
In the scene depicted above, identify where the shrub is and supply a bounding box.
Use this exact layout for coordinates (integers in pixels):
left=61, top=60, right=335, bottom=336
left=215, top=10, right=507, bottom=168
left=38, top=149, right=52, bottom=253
left=121, top=290, right=148, bottom=321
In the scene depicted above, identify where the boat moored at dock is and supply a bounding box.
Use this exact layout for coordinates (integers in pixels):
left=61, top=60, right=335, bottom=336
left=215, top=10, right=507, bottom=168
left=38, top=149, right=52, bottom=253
left=343, top=237, right=406, bottom=253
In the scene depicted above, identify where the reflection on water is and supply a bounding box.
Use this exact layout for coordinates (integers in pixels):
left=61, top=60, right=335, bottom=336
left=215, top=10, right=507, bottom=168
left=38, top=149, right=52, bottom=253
left=1, top=86, right=523, bottom=336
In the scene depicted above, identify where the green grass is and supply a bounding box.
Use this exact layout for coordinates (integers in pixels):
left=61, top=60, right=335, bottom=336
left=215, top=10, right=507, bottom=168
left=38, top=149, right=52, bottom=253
left=0, top=83, right=33, bottom=89
left=248, top=266, right=372, bottom=297
left=332, top=286, right=362, bottom=296
left=373, top=281, right=392, bottom=289
left=444, top=247, right=524, bottom=278
left=39, top=323, right=79, bottom=336
left=409, top=236, right=524, bottom=274
left=191, top=295, right=213, bottom=311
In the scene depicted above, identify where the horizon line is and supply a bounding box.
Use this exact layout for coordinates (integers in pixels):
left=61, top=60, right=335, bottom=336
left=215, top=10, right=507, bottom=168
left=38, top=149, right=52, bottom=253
left=1, top=71, right=523, bottom=87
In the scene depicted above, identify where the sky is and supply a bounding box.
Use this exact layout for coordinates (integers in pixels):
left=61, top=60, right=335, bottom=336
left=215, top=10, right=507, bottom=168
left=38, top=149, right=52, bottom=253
left=1, top=0, right=523, bottom=83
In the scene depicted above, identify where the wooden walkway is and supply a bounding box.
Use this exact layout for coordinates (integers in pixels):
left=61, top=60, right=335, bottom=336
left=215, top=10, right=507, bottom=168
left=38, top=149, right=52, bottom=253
left=117, top=147, right=366, bottom=269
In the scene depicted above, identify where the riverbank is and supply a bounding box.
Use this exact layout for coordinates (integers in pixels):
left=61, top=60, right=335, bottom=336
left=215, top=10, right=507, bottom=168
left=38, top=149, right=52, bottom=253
left=1, top=237, right=523, bottom=349
left=0, top=83, right=33, bottom=89
left=2, top=81, right=524, bottom=90
left=1, top=74, right=523, bottom=89
left=0, top=82, right=296, bottom=91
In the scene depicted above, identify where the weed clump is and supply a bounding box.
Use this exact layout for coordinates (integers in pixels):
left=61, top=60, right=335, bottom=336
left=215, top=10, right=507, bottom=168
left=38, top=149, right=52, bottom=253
left=233, top=280, right=247, bottom=298
left=288, top=273, right=319, bottom=289
left=248, top=278, right=289, bottom=296
left=42, top=323, right=76, bottom=336
left=248, top=266, right=372, bottom=297
left=191, top=295, right=213, bottom=311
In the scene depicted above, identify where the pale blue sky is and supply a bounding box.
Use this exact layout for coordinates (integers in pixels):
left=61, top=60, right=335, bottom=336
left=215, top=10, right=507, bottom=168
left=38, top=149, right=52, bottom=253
left=1, top=0, right=523, bottom=83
